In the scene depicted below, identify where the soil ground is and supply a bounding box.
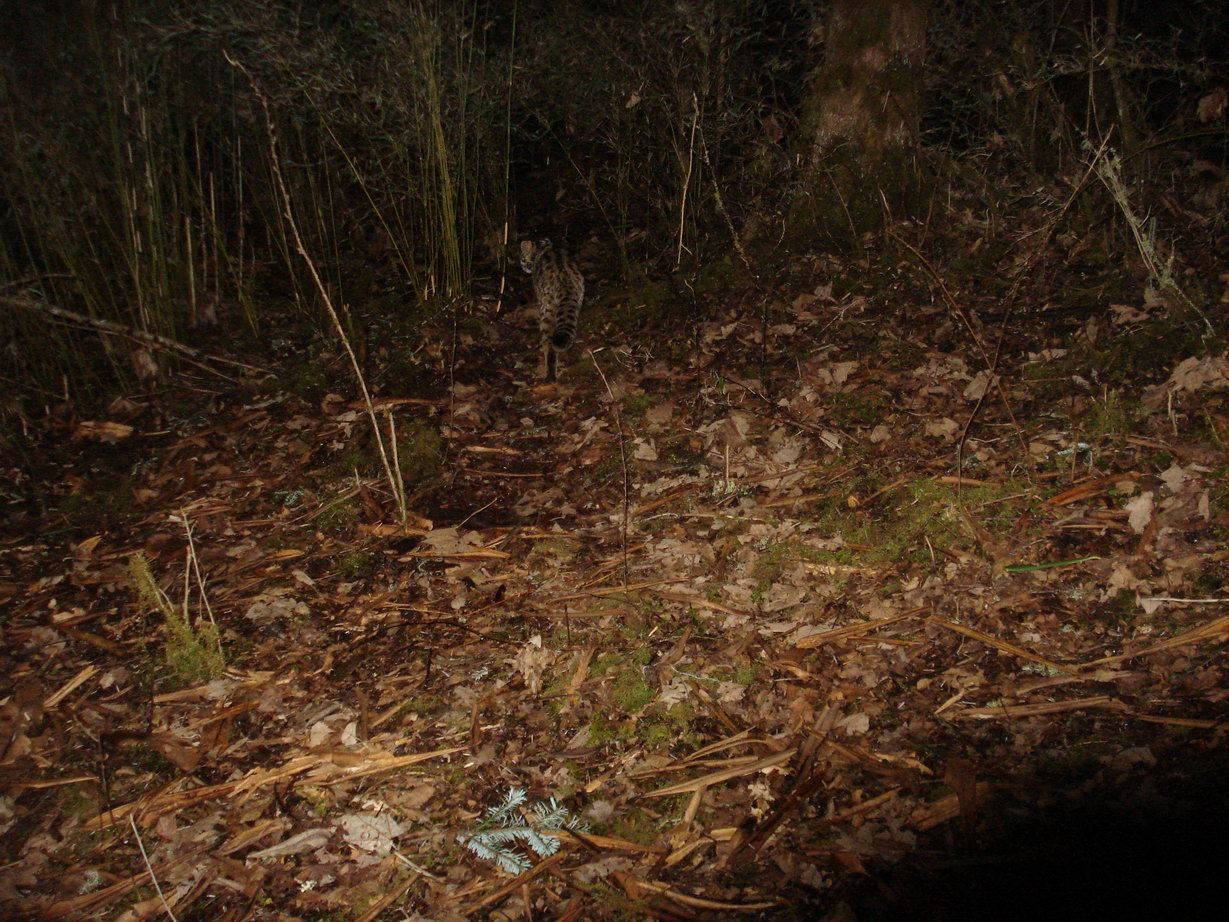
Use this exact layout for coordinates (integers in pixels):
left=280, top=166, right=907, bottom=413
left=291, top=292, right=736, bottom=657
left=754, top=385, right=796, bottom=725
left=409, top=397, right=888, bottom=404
left=2, top=238, right=1227, bottom=919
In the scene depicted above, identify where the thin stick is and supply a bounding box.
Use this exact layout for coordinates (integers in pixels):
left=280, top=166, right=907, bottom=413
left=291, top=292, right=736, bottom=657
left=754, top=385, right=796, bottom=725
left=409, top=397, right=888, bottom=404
left=0, top=294, right=262, bottom=377
left=130, top=814, right=179, bottom=921
left=225, top=51, right=407, bottom=523
left=388, top=410, right=402, bottom=510
left=1138, top=596, right=1229, bottom=605
left=448, top=295, right=459, bottom=429
left=495, top=4, right=517, bottom=315
left=588, top=350, right=629, bottom=591
left=0, top=272, right=75, bottom=292
left=1089, top=138, right=1213, bottom=335
left=698, top=126, right=751, bottom=273
left=456, top=496, right=498, bottom=530
left=957, top=133, right=1115, bottom=487
left=675, top=94, right=700, bottom=270
left=176, top=511, right=219, bottom=635
left=888, top=226, right=1028, bottom=494
left=698, top=123, right=765, bottom=375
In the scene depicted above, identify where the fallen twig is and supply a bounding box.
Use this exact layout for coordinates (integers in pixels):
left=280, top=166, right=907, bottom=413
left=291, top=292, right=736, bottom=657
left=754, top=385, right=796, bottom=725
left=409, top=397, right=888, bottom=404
left=1, top=293, right=267, bottom=378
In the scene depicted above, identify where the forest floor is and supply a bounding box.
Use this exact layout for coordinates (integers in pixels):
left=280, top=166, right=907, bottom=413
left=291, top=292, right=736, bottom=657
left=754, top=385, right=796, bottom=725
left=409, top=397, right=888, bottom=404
left=2, top=235, right=1228, bottom=919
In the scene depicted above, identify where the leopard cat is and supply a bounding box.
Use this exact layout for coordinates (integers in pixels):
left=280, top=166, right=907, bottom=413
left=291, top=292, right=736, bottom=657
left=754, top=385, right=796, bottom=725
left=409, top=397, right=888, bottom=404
left=520, top=238, right=584, bottom=382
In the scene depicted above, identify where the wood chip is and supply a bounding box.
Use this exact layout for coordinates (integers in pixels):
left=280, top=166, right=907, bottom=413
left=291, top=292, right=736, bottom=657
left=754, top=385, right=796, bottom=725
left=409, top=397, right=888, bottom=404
left=641, top=748, right=796, bottom=798
left=795, top=608, right=924, bottom=649
left=929, top=615, right=1068, bottom=672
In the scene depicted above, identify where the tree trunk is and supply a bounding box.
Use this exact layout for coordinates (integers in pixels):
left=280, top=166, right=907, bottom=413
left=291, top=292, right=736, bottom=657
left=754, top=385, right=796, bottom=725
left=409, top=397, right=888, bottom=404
left=787, top=0, right=929, bottom=251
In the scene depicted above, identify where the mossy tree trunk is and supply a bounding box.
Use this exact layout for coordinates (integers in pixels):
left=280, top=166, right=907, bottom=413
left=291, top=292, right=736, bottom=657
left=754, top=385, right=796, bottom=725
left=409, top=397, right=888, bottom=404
left=787, top=0, right=929, bottom=251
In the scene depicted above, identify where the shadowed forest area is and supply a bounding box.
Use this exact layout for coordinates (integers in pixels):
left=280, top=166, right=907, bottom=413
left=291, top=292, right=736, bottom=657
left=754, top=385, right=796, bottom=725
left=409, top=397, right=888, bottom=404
left=2, top=0, right=1228, bottom=918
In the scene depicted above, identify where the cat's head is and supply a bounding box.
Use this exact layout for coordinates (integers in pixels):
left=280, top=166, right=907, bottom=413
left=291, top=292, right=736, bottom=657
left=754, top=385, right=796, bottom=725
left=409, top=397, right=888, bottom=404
left=519, top=238, right=552, bottom=273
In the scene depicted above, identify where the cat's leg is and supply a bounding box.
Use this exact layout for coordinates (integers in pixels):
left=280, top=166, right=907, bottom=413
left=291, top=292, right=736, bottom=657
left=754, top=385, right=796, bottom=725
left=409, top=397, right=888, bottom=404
left=545, top=343, right=558, bottom=382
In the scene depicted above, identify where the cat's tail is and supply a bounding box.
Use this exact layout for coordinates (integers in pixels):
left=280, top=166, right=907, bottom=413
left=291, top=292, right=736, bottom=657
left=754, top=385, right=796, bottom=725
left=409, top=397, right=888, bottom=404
left=551, top=328, right=575, bottom=351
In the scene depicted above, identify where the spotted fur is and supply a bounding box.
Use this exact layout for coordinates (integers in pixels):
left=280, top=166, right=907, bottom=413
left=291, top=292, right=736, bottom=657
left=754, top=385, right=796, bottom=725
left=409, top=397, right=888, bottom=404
left=520, top=238, right=584, bottom=382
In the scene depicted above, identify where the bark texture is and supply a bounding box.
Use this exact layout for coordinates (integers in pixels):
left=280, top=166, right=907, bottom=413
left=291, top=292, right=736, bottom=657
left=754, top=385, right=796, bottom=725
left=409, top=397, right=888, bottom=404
left=788, top=0, right=929, bottom=251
